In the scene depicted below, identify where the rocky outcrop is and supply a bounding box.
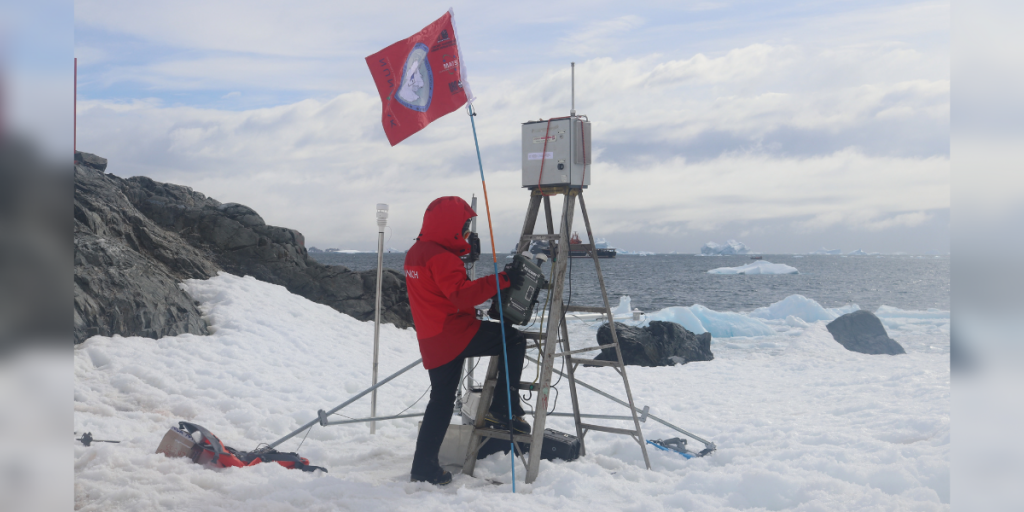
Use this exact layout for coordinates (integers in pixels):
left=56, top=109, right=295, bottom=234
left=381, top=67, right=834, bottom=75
left=74, top=151, right=412, bottom=344
left=826, top=310, right=905, bottom=355
left=595, top=321, right=714, bottom=367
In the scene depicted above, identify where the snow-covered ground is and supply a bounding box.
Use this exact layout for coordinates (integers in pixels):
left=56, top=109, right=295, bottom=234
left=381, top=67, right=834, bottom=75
left=74, top=273, right=949, bottom=511
left=708, top=260, right=799, bottom=275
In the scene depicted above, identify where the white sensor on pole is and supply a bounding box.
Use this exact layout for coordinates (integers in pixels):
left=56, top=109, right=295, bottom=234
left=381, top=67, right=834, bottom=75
left=376, top=204, right=389, bottom=232
left=371, top=202, right=388, bottom=433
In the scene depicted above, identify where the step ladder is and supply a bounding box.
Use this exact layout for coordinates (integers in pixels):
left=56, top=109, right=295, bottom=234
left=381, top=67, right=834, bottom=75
left=462, top=186, right=651, bottom=484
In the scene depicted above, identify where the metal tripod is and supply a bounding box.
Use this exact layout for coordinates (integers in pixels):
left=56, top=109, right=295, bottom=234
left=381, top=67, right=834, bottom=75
left=462, top=186, right=651, bottom=484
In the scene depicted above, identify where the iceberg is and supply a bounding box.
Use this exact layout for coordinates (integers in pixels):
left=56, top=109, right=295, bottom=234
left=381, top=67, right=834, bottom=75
left=618, top=250, right=655, bottom=256
left=750, top=294, right=859, bottom=322
left=810, top=247, right=842, bottom=255
left=708, top=260, right=799, bottom=275
left=643, top=304, right=775, bottom=338
left=700, top=239, right=749, bottom=255
left=847, top=249, right=868, bottom=256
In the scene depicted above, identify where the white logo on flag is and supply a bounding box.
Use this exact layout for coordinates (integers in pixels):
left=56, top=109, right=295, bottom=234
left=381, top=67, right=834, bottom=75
left=395, top=43, right=433, bottom=112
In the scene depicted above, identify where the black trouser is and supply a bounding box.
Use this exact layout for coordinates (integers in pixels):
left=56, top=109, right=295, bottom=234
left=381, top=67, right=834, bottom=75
left=411, top=321, right=526, bottom=474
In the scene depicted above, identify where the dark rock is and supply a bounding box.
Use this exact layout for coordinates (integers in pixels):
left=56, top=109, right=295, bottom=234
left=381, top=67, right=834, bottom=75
left=826, top=310, right=905, bottom=355
left=74, top=151, right=414, bottom=344
left=75, top=151, right=108, bottom=172
left=74, top=158, right=218, bottom=343
left=595, top=321, right=714, bottom=367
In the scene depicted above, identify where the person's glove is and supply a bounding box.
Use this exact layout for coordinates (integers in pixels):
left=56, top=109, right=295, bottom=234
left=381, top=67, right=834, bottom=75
left=502, top=264, right=525, bottom=290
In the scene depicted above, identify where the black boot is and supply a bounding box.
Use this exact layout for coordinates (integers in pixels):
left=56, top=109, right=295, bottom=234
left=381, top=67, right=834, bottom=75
left=410, top=465, right=453, bottom=486
left=484, top=411, right=532, bottom=434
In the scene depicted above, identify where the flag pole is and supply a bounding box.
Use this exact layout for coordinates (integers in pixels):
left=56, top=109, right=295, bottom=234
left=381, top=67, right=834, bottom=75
left=467, top=102, right=517, bottom=493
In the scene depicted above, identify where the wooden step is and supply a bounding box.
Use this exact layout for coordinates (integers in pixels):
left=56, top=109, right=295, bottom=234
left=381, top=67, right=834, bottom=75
left=580, top=422, right=640, bottom=437
left=565, top=305, right=611, bottom=313
left=522, top=234, right=561, bottom=241
left=472, top=428, right=535, bottom=444
left=553, top=344, right=615, bottom=357
left=572, top=358, right=621, bottom=368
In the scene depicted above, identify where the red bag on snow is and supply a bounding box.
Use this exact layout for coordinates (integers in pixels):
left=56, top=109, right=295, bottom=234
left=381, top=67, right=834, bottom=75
left=178, top=422, right=327, bottom=473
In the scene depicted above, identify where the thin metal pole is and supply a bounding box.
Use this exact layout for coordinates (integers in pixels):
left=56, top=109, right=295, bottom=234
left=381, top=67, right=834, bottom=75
left=570, top=62, right=575, bottom=117
left=266, top=358, right=421, bottom=450
left=323, top=412, right=424, bottom=426
left=371, top=204, right=388, bottom=434
left=466, top=195, right=478, bottom=390
left=467, top=102, right=517, bottom=492
left=74, top=58, right=77, bottom=155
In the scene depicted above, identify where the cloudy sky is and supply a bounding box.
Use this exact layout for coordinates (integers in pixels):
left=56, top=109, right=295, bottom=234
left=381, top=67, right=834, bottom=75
left=74, top=0, right=949, bottom=254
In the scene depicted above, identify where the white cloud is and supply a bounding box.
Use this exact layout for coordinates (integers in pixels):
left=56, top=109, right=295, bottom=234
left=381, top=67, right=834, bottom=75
left=861, top=211, right=934, bottom=231
left=73, top=2, right=949, bottom=252
left=557, top=15, right=646, bottom=57
left=77, top=91, right=948, bottom=251
left=97, top=56, right=343, bottom=92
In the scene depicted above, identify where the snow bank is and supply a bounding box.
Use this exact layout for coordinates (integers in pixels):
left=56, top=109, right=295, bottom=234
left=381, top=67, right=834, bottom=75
left=700, top=240, right=749, bottom=255
left=75, top=274, right=950, bottom=511
left=708, top=260, right=798, bottom=275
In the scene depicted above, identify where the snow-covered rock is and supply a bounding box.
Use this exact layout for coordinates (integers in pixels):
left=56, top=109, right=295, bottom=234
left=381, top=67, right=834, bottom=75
left=700, top=239, right=749, bottom=255
left=708, top=260, right=799, bottom=275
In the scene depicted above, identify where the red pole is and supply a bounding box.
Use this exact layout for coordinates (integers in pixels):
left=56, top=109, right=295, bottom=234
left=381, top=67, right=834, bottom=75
left=74, top=58, right=77, bottom=155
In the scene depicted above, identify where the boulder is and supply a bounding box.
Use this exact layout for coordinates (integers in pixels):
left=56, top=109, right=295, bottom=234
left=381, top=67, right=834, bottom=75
left=75, top=151, right=107, bottom=171
left=595, top=321, right=713, bottom=367
left=74, top=161, right=218, bottom=343
left=826, top=310, right=905, bottom=355
left=74, top=152, right=414, bottom=344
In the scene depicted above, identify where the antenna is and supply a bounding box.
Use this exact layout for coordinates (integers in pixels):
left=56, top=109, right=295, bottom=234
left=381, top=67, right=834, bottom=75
left=570, top=62, right=576, bottom=117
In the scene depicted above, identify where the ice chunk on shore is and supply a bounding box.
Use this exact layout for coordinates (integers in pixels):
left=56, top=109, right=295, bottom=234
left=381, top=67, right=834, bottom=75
left=750, top=294, right=860, bottom=322
left=700, top=239, right=749, bottom=255
left=610, top=295, right=632, bottom=318
left=708, top=260, right=798, bottom=275
left=643, top=304, right=775, bottom=337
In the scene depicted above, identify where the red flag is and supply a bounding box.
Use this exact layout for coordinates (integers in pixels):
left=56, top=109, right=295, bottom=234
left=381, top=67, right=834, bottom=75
left=365, top=9, right=474, bottom=146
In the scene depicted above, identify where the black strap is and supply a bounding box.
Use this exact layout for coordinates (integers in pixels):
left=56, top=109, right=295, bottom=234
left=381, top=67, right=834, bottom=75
left=178, top=422, right=226, bottom=464
left=253, top=452, right=326, bottom=472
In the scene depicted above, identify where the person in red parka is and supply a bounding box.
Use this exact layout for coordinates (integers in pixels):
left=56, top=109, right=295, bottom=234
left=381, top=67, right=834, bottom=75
left=404, top=196, right=529, bottom=485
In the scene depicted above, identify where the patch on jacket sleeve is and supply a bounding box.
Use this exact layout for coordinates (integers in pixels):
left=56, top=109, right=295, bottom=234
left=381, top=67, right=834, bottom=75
left=405, top=269, right=419, bottom=279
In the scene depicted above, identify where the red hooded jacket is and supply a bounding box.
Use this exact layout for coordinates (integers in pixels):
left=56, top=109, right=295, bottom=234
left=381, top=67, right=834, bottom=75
left=404, top=197, right=510, bottom=369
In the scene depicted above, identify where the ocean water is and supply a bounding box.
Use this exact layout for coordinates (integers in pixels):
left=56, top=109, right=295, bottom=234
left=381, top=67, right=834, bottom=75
left=309, top=252, right=949, bottom=314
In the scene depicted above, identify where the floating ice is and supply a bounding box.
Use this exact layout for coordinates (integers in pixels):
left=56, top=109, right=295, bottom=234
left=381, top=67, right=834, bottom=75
left=750, top=294, right=859, bottom=322
left=708, top=260, right=798, bottom=275
left=847, top=249, right=868, bottom=256
left=643, top=304, right=775, bottom=337
left=810, top=247, right=842, bottom=255
left=700, top=239, right=749, bottom=255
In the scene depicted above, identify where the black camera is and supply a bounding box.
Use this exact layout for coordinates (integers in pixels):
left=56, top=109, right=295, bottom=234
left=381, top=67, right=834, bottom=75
left=461, top=232, right=481, bottom=263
